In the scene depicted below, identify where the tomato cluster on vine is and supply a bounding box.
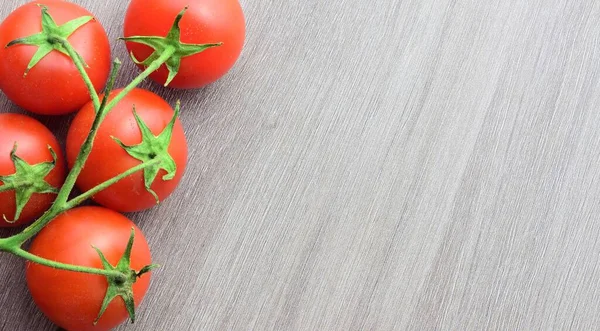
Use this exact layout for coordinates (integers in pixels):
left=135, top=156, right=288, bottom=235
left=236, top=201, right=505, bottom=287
left=0, top=0, right=245, bottom=330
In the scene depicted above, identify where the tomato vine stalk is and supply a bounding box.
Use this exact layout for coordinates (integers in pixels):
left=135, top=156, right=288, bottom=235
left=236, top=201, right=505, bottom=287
left=0, top=45, right=176, bottom=257
left=0, top=15, right=183, bottom=262
left=0, top=4, right=222, bottom=324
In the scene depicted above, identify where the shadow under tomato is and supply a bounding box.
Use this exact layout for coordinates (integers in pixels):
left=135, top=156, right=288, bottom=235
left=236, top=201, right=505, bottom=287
left=0, top=225, right=24, bottom=238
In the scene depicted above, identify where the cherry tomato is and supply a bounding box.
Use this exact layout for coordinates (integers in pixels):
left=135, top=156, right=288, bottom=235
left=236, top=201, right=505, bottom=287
left=66, top=88, right=188, bottom=212
left=0, top=113, right=66, bottom=227
left=0, top=0, right=111, bottom=115
left=123, top=0, right=245, bottom=88
left=26, top=206, right=152, bottom=331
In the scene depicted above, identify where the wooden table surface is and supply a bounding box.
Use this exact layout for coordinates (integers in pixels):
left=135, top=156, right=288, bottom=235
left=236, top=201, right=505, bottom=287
left=2, top=0, right=600, bottom=330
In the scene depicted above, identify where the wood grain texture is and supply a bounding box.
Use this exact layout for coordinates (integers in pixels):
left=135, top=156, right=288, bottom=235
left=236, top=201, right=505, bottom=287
left=1, top=0, right=600, bottom=330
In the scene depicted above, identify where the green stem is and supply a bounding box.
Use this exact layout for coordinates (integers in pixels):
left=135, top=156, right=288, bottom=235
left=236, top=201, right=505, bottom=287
left=58, top=39, right=101, bottom=111
left=4, top=61, right=122, bottom=246
left=65, top=159, right=160, bottom=210
left=5, top=162, right=152, bottom=245
left=0, top=38, right=175, bottom=279
left=53, top=60, right=122, bottom=207
left=3, top=47, right=175, bottom=246
left=5, top=206, right=60, bottom=247
left=105, top=46, right=176, bottom=110
left=10, top=247, right=125, bottom=280
left=5, top=160, right=156, bottom=246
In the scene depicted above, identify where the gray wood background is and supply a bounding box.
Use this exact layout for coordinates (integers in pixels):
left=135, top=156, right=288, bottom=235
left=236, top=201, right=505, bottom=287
left=1, top=0, right=600, bottom=330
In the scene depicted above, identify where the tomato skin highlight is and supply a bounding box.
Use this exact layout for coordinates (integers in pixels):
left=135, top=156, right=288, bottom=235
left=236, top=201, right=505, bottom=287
left=123, top=0, right=246, bottom=89
left=66, top=88, right=188, bottom=212
left=0, top=113, right=66, bottom=227
left=0, top=0, right=111, bottom=115
left=26, top=206, right=152, bottom=331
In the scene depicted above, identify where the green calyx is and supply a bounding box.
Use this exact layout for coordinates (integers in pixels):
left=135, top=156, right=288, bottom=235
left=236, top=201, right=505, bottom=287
left=5, top=5, right=93, bottom=76
left=93, top=228, right=158, bottom=324
left=120, top=6, right=223, bottom=86
left=0, top=144, right=59, bottom=222
left=112, top=103, right=180, bottom=202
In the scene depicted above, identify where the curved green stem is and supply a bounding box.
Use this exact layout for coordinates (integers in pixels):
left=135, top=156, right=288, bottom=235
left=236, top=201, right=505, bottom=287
left=53, top=60, right=122, bottom=207
left=106, top=46, right=176, bottom=110
left=11, top=247, right=125, bottom=280
left=57, top=39, right=101, bottom=111
left=55, top=113, right=102, bottom=205
left=0, top=21, right=177, bottom=291
left=3, top=47, right=175, bottom=247
left=6, top=159, right=157, bottom=246
left=3, top=60, right=124, bottom=246
left=4, top=206, right=61, bottom=247
left=0, top=8, right=188, bottom=325
left=65, top=159, right=160, bottom=210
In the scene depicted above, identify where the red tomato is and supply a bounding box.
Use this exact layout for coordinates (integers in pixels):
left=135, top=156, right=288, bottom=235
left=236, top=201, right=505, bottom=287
left=26, top=206, right=152, bottom=331
left=0, top=113, right=66, bottom=227
left=66, top=88, right=188, bottom=212
left=123, top=0, right=245, bottom=89
left=0, top=0, right=111, bottom=115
